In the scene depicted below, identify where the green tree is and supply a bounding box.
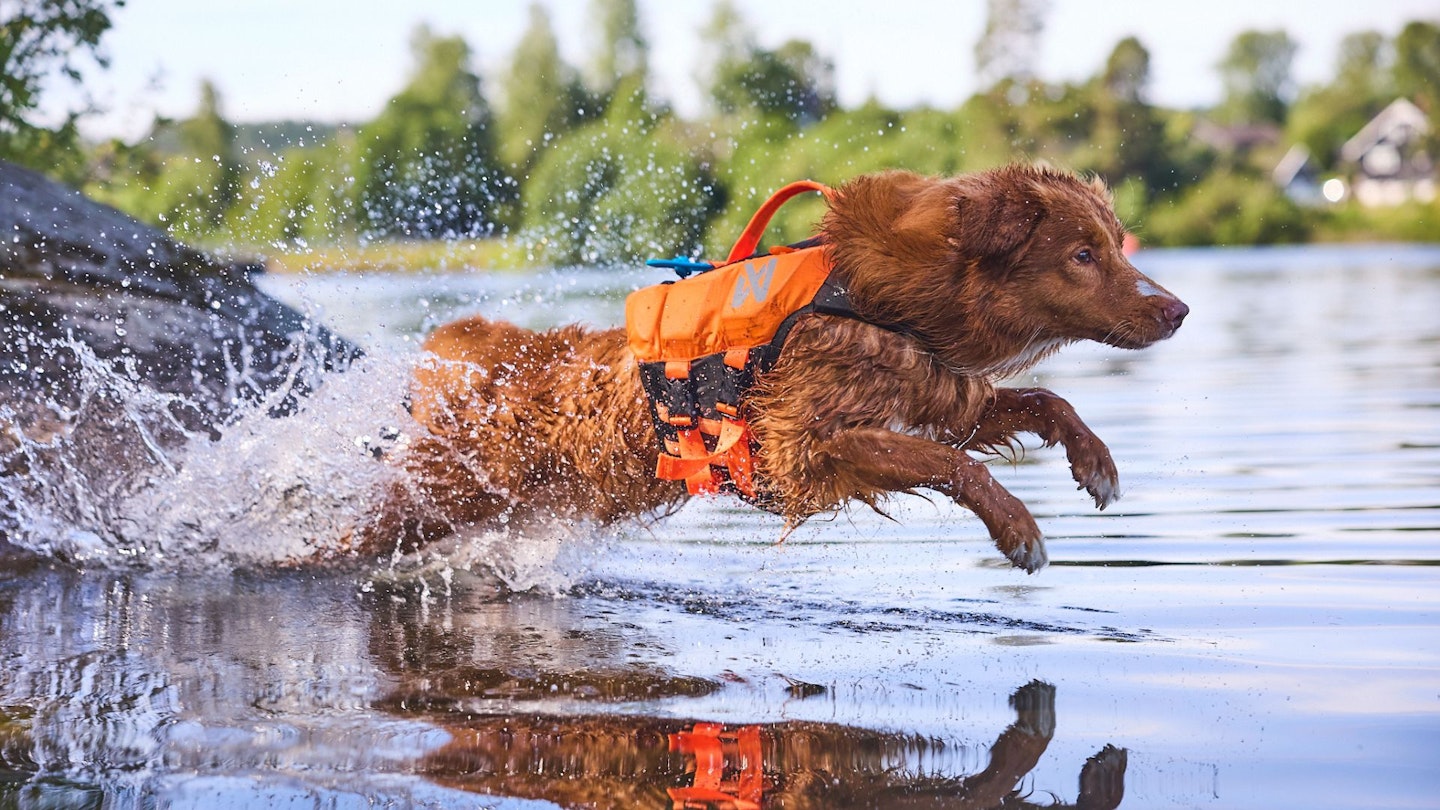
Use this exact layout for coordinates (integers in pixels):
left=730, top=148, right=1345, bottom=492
left=1287, top=31, right=1393, bottom=167
left=171, top=80, right=242, bottom=232
left=0, top=0, right=124, bottom=177
left=1336, top=30, right=1394, bottom=95
left=745, top=39, right=835, bottom=124
left=1081, top=37, right=1170, bottom=189
left=697, top=1, right=749, bottom=109
left=1394, top=20, right=1440, bottom=106
left=699, top=1, right=835, bottom=124
left=702, top=100, right=973, bottom=257
left=521, top=85, right=722, bottom=265
left=356, top=26, right=511, bottom=239
left=1216, top=29, right=1298, bottom=126
left=1103, top=35, right=1151, bottom=105
left=587, top=0, right=649, bottom=103
left=498, top=3, right=586, bottom=174
left=83, top=80, right=244, bottom=242
left=81, top=135, right=163, bottom=221
left=224, top=138, right=361, bottom=247
left=1393, top=19, right=1440, bottom=150
left=974, top=0, right=1050, bottom=90
left=1146, top=171, right=1309, bottom=246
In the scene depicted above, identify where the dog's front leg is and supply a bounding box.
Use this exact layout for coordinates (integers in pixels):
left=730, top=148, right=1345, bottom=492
left=817, top=427, right=1047, bottom=572
left=970, top=387, right=1120, bottom=509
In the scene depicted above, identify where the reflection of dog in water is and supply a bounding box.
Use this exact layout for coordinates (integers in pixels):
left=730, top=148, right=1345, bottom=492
left=388, top=680, right=1126, bottom=808
left=358, top=166, right=1187, bottom=571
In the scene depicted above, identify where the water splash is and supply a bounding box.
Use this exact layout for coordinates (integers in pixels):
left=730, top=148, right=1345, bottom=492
left=0, top=335, right=593, bottom=590
left=110, top=351, right=414, bottom=566
left=365, top=519, right=607, bottom=600
left=1, top=339, right=205, bottom=562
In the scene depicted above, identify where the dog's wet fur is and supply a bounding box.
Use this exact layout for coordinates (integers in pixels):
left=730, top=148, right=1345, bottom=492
left=358, top=165, right=1188, bottom=572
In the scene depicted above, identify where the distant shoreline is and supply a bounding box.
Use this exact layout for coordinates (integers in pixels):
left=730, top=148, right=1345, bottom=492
left=245, top=234, right=1440, bottom=275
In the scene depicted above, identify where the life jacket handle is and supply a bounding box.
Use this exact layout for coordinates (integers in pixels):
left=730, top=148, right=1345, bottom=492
left=725, top=180, right=834, bottom=265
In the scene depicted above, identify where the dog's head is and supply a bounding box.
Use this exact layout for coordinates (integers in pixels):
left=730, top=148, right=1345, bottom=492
left=824, top=165, right=1188, bottom=374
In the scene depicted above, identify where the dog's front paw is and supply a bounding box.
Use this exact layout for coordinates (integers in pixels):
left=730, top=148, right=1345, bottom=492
left=959, top=466, right=1048, bottom=573
left=979, top=496, right=1047, bottom=573
left=991, top=511, right=1047, bottom=573
left=1005, top=535, right=1049, bottom=573
left=1070, top=443, right=1120, bottom=510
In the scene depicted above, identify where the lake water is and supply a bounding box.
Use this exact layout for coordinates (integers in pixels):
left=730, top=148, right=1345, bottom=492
left=1, top=244, right=1437, bottom=809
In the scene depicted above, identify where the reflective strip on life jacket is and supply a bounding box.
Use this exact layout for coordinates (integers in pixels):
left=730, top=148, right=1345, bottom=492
left=625, top=243, right=834, bottom=364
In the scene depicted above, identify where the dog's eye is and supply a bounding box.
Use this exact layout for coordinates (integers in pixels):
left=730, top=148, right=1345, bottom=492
left=1074, top=248, right=1095, bottom=264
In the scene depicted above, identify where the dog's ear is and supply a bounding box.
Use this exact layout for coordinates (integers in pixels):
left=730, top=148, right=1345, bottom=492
left=946, top=167, right=1046, bottom=260
left=824, top=170, right=958, bottom=270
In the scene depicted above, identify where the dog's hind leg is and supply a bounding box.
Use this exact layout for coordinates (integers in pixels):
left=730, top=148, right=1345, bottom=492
left=968, top=387, right=1120, bottom=510
left=814, top=427, right=1048, bottom=572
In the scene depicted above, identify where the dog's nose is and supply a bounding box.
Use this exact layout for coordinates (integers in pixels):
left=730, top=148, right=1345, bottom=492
left=1162, top=298, right=1190, bottom=330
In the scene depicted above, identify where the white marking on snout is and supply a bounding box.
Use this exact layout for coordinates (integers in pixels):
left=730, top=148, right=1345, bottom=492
left=1135, top=278, right=1164, bottom=298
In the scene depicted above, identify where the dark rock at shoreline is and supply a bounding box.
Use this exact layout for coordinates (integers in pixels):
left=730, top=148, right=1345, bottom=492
left=0, top=160, right=359, bottom=432
left=0, top=160, right=361, bottom=550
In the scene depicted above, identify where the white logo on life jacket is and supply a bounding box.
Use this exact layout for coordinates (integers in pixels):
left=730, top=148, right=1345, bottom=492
left=731, top=258, right=776, bottom=308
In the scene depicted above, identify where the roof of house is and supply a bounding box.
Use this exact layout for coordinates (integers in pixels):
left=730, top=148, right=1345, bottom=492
left=1193, top=119, right=1281, bottom=152
left=1272, top=144, right=1313, bottom=187
left=1340, top=98, right=1430, bottom=164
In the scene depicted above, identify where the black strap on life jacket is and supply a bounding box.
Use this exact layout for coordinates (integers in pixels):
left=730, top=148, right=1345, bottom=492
left=764, top=264, right=919, bottom=364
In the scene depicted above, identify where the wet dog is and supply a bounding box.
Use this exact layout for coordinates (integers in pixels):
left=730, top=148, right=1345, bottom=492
left=360, top=165, right=1188, bottom=572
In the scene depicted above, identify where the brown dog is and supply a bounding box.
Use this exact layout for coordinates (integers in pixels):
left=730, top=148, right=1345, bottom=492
left=360, top=165, right=1187, bottom=572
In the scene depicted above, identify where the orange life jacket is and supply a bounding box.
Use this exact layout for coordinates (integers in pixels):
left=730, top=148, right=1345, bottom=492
left=625, top=181, right=864, bottom=505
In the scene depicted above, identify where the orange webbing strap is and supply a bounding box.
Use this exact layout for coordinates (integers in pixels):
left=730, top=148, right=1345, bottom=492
left=655, top=418, right=756, bottom=497
left=725, top=180, right=834, bottom=264
left=680, top=428, right=717, bottom=495
left=667, top=723, right=763, bottom=810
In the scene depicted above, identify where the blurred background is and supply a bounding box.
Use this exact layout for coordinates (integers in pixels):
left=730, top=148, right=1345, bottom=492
left=3, top=4, right=1439, bottom=808
left=3, top=0, right=1438, bottom=270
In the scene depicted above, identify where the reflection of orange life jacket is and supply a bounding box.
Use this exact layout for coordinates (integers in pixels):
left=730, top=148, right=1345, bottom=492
left=625, top=181, right=868, bottom=506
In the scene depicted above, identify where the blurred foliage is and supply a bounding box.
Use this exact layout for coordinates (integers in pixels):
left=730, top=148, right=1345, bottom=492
left=222, top=140, right=360, bottom=246
left=10, top=0, right=1440, bottom=267
left=520, top=81, right=723, bottom=265
left=1144, top=171, right=1311, bottom=246
left=586, top=0, right=649, bottom=102
left=354, top=27, right=513, bottom=240
left=700, top=1, right=836, bottom=127
left=1312, top=195, right=1440, bottom=242
left=1215, top=30, right=1299, bottom=127
left=1392, top=20, right=1440, bottom=154
left=974, top=0, right=1049, bottom=88
left=0, top=0, right=125, bottom=182
left=497, top=4, right=590, bottom=175
left=1286, top=31, right=1395, bottom=166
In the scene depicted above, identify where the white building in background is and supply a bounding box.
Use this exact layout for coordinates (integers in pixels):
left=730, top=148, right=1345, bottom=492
left=1339, top=98, right=1434, bottom=207
left=1274, top=98, right=1436, bottom=207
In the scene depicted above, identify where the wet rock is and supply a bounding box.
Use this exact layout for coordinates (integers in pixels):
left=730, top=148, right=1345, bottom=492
left=0, top=160, right=360, bottom=549
left=0, top=160, right=359, bottom=435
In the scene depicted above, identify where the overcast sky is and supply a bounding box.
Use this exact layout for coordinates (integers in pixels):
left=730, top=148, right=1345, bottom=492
left=46, top=0, right=1440, bottom=141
